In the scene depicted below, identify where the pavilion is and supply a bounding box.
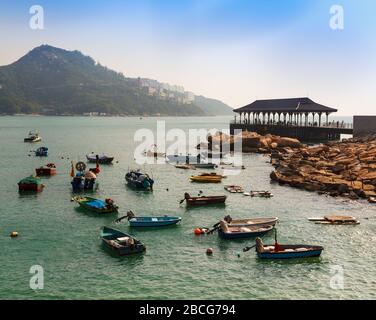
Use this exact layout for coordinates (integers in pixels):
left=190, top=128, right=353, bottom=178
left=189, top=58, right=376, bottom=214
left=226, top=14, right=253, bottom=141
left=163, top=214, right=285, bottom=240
left=233, top=97, right=338, bottom=127
left=230, top=97, right=353, bottom=141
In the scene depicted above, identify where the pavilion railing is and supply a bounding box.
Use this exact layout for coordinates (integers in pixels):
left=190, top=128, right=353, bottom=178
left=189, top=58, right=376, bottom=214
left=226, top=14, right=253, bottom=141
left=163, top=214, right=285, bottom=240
left=230, top=120, right=353, bottom=129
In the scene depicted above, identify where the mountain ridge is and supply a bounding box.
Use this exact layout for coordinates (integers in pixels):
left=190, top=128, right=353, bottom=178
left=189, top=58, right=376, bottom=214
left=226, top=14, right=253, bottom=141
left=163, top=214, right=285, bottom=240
left=0, top=45, right=233, bottom=116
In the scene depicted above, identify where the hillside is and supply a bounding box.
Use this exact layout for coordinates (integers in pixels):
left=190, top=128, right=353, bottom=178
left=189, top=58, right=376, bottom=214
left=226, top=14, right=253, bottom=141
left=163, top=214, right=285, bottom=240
left=0, top=45, right=233, bottom=116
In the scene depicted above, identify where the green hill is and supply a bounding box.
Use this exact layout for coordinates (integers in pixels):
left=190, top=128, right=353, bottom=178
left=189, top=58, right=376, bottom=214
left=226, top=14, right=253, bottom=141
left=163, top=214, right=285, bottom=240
left=0, top=45, right=233, bottom=116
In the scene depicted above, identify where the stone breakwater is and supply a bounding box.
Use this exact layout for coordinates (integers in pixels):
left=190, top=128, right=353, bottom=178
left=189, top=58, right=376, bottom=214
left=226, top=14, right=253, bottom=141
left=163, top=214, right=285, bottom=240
left=207, top=132, right=376, bottom=201
left=269, top=136, right=376, bottom=201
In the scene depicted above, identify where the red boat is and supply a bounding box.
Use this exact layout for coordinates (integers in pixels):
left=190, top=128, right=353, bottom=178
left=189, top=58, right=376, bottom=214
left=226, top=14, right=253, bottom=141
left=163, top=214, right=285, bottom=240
left=18, top=176, right=45, bottom=192
left=181, top=193, right=227, bottom=207
left=36, top=163, right=57, bottom=176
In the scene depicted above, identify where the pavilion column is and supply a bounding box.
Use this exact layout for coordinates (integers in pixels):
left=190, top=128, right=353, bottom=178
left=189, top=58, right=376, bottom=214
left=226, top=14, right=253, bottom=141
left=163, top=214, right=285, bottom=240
left=318, top=112, right=322, bottom=127
left=305, top=112, right=308, bottom=126
left=326, top=112, right=329, bottom=126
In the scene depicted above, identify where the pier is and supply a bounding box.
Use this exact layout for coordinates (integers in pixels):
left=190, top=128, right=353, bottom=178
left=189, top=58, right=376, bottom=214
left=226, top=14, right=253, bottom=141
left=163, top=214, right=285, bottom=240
left=230, top=97, right=353, bottom=141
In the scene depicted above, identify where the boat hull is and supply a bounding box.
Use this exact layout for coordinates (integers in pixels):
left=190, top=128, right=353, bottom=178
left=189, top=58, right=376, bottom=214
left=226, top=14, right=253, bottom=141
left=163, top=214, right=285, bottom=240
left=35, top=167, right=56, bottom=176
left=228, top=218, right=278, bottom=228
left=218, top=226, right=273, bottom=240
left=257, top=245, right=323, bottom=259
left=86, top=155, right=114, bottom=164
left=190, top=177, right=222, bottom=183
left=129, top=217, right=181, bottom=227
left=186, top=196, right=227, bottom=206
left=18, top=183, right=44, bottom=192
left=101, top=227, right=145, bottom=256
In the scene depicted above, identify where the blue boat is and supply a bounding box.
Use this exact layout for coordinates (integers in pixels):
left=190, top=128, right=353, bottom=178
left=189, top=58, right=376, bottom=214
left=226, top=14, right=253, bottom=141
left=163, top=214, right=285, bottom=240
left=100, top=226, right=146, bottom=256
left=125, top=170, right=154, bottom=191
left=255, top=238, right=323, bottom=259
left=218, top=220, right=273, bottom=240
left=35, top=147, right=48, bottom=157
left=122, top=211, right=181, bottom=227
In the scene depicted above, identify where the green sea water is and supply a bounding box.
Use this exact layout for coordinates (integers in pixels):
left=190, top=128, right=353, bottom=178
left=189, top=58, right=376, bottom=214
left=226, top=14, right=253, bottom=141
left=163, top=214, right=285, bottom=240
left=0, top=115, right=375, bottom=300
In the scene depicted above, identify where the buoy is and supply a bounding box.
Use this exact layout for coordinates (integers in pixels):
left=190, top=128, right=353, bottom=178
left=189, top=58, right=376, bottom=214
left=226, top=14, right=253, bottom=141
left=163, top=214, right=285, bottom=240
left=194, top=228, right=202, bottom=235
left=206, top=248, right=213, bottom=255
left=236, top=252, right=241, bottom=258
left=10, top=231, right=18, bottom=238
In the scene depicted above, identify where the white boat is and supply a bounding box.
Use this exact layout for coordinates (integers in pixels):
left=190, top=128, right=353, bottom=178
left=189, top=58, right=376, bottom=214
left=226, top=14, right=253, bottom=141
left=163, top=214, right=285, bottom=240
left=244, top=190, right=273, bottom=198
left=24, top=131, right=41, bottom=142
left=166, top=154, right=205, bottom=164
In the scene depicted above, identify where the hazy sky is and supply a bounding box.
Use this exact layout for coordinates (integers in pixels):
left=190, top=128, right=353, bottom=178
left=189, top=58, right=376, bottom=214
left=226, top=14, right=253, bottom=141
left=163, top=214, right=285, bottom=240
left=1, top=0, right=375, bottom=114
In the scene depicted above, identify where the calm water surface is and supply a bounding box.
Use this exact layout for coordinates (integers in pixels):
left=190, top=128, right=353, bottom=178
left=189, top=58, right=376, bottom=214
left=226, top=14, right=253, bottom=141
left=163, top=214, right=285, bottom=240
left=0, top=116, right=375, bottom=300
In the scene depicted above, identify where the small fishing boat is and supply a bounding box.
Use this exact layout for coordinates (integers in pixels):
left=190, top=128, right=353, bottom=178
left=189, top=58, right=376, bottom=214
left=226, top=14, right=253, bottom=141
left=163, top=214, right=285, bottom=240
left=144, top=145, right=165, bottom=158
left=175, top=164, right=195, bottom=170
left=167, top=154, right=204, bottom=164
left=71, top=161, right=100, bottom=192
left=125, top=170, right=154, bottom=191
left=308, top=216, right=359, bottom=225
left=118, top=211, right=181, bottom=227
left=218, top=220, right=273, bottom=240
left=35, top=147, right=48, bottom=157
left=181, top=193, right=227, bottom=207
left=100, top=227, right=146, bottom=256
left=86, top=154, right=114, bottom=164
left=35, top=163, right=56, bottom=176
left=24, top=131, right=41, bottom=143
left=244, top=190, right=273, bottom=198
left=223, top=216, right=279, bottom=228
left=368, top=197, right=376, bottom=204
left=254, top=237, right=323, bottom=259
left=192, top=163, right=217, bottom=169
left=18, top=175, right=45, bottom=192
left=190, top=173, right=223, bottom=183
left=224, top=185, right=244, bottom=193
left=72, top=196, right=118, bottom=213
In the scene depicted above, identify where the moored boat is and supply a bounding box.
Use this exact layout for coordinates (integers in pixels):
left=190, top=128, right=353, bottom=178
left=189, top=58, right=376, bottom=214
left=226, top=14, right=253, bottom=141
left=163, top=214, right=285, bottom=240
left=223, top=215, right=279, bottom=228
left=167, top=154, right=204, bottom=164
left=175, top=164, right=195, bottom=170
left=192, top=163, right=217, bottom=169
left=35, top=163, right=57, bottom=176
left=218, top=220, right=274, bottom=240
left=224, top=185, right=244, bottom=193
left=18, top=175, right=45, bottom=192
left=100, top=227, right=146, bottom=256
left=24, top=131, right=41, bottom=143
left=125, top=170, right=154, bottom=191
left=35, top=146, right=48, bottom=157
left=120, top=211, right=181, bottom=227
left=72, top=196, right=118, bottom=213
left=368, top=197, right=376, bottom=204
left=144, top=145, right=165, bottom=158
left=86, top=154, right=114, bottom=164
left=244, top=190, right=273, bottom=198
left=71, top=161, right=100, bottom=192
left=190, top=173, right=223, bottom=183
left=254, top=237, right=323, bottom=259
left=308, top=215, right=359, bottom=225
left=181, top=193, right=227, bottom=207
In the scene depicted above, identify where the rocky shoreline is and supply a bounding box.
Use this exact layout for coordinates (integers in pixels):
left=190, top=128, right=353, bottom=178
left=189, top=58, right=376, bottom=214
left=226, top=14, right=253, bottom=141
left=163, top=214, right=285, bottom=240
left=207, top=131, right=376, bottom=202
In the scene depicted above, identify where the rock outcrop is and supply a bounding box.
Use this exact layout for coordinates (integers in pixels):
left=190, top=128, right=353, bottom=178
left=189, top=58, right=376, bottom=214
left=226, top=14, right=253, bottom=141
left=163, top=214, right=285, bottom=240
left=270, top=136, right=376, bottom=201
left=204, top=132, right=376, bottom=202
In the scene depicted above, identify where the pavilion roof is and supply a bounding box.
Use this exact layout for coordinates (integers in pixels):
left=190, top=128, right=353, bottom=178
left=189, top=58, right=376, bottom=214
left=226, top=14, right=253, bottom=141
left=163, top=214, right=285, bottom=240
left=234, top=97, right=338, bottom=114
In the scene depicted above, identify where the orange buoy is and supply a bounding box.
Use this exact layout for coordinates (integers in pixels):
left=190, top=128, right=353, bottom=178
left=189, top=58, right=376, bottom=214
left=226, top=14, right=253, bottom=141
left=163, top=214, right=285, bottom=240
left=10, top=231, right=18, bottom=238
left=206, top=248, right=213, bottom=255
left=194, top=228, right=202, bottom=235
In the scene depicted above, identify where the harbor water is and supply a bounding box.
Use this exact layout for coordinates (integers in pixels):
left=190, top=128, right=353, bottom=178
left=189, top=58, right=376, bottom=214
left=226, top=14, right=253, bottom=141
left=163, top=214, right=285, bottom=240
left=0, top=116, right=375, bottom=300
